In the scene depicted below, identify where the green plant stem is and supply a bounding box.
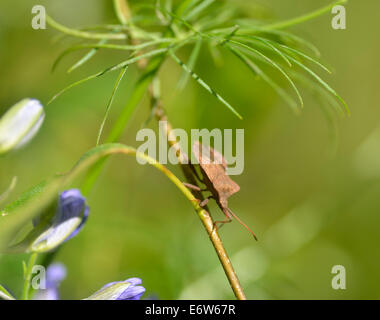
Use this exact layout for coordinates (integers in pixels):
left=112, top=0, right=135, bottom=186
left=264, top=0, right=348, bottom=30
left=154, top=106, right=247, bottom=300
left=82, top=143, right=249, bottom=300
left=112, top=0, right=247, bottom=300
left=46, top=15, right=127, bottom=40
left=22, top=252, right=38, bottom=300
left=113, top=0, right=131, bottom=26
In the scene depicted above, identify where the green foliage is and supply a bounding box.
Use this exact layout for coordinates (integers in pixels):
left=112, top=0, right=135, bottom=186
left=0, top=284, right=15, bottom=300
left=0, top=0, right=354, bottom=300
left=0, top=177, right=17, bottom=207
left=47, top=0, right=348, bottom=129
left=0, top=144, right=194, bottom=253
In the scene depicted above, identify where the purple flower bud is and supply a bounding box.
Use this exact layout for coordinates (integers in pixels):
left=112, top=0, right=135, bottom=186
left=85, top=278, right=146, bottom=300
left=0, top=98, right=45, bottom=154
left=59, top=189, right=89, bottom=241
left=30, top=189, right=89, bottom=253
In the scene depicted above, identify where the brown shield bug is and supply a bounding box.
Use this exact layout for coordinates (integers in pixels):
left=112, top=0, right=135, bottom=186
left=185, top=141, right=257, bottom=240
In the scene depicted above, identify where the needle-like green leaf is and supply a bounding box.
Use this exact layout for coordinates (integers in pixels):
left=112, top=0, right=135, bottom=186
left=229, top=39, right=304, bottom=108
left=286, top=54, right=349, bottom=115
left=177, top=37, right=202, bottom=89
left=170, top=51, right=243, bottom=119
left=52, top=39, right=173, bottom=72
left=184, top=0, right=215, bottom=21
left=176, top=0, right=201, bottom=17
left=48, top=73, right=99, bottom=105
left=228, top=45, right=299, bottom=113
left=97, top=67, right=128, bottom=146
left=49, top=48, right=168, bottom=104
left=68, top=39, right=108, bottom=73
left=278, top=44, right=331, bottom=74
left=234, top=35, right=292, bottom=67
left=239, top=28, right=321, bottom=57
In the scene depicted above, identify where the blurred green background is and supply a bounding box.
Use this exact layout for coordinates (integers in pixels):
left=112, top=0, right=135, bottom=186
left=1, top=0, right=379, bottom=299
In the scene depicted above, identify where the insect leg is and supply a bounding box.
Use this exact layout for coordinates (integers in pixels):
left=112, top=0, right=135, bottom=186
left=183, top=182, right=201, bottom=191
left=226, top=207, right=258, bottom=241
left=183, top=182, right=207, bottom=191
left=211, top=207, right=232, bottom=231
left=213, top=217, right=233, bottom=233
left=199, top=195, right=215, bottom=207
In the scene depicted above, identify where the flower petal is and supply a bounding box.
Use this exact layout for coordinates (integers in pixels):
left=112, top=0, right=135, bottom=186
left=0, top=98, right=44, bottom=154
left=85, top=278, right=145, bottom=300
left=84, top=282, right=132, bottom=300
left=29, top=189, right=89, bottom=252
left=125, top=277, right=142, bottom=286
left=118, top=285, right=146, bottom=300
left=30, top=217, right=83, bottom=252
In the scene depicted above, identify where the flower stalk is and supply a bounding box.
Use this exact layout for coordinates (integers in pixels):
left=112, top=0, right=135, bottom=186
left=153, top=94, right=247, bottom=300
left=22, top=252, right=38, bottom=300
left=46, top=15, right=127, bottom=40
left=113, top=0, right=131, bottom=27
left=264, top=0, right=348, bottom=30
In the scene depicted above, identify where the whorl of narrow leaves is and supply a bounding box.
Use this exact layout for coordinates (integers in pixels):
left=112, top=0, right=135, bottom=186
left=46, top=0, right=348, bottom=139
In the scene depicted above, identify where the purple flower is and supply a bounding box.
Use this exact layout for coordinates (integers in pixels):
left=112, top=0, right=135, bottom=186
left=59, top=189, right=89, bottom=240
left=32, top=265, right=145, bottom=301
left=85, top=278, right=146, bottom=300
left=33, top=263, right=67, bottom=300
left=30, top=189, right=89, bottom=253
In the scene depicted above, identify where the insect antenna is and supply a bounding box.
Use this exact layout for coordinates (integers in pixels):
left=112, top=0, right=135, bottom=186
left=226, top=207, right=258, bottom=241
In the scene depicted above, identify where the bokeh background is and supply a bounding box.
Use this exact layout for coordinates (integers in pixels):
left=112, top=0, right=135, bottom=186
left=1, top=0, right=379, bottom=299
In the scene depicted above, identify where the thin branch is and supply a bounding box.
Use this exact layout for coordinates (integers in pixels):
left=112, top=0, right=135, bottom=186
left=263, top=0, right=348, bottom=30
left=132, top=0, right=247, bottom=300
left=46, top=15, right=127, bottom=40
left=113, top=0, right=132, bottom=26
left=152, top=91, right=247, bottom=300
left=22, top=252, right=38, bottom=300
